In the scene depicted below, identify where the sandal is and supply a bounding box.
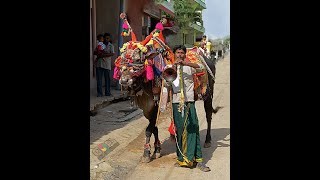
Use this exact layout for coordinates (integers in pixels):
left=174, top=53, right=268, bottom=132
left=174, top=162, right=189, bottom=168
left=196, top=162, right=211, bottom=172
left=174, top=162, right=180, bottom=167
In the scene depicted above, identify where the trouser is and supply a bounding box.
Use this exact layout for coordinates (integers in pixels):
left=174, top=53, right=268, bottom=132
left=96, top=67, right=110, bottom=96
left=172, top=102, right=203, bottom=165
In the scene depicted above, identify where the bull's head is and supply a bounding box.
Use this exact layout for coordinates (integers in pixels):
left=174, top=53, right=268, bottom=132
left=114, top=14, right=176, bottom=96
left=116, top=41, right=146, bottom=93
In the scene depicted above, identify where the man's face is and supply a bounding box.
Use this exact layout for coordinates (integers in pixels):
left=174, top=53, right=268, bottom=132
left=99, top=37, right=104, bottom=42
left=174, top=49, right=186, bottom=60
left=105, top=36, right=111, bottom=42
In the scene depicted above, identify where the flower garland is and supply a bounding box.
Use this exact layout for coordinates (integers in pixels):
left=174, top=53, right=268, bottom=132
left=120, top=42, right=147, bottom=54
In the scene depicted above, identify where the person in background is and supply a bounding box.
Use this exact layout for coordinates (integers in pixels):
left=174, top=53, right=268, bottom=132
left=94, top=33, right=114, bottom=97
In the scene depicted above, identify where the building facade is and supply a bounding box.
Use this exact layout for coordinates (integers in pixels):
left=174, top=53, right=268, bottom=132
left=90, top=0, right=206, bottom=97
left=90, top=0, right=124, bottom=96
left=166, top=0, right=206, bottom=48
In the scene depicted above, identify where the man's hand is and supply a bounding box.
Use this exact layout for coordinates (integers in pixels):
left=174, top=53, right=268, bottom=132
left=174, top=58, right=186, bottom=66
left=103, top=52, right=114, bottom=57
left=175, top=58, right=200, bottom=69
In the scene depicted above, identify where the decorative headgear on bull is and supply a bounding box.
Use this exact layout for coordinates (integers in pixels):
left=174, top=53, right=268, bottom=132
left=138, top=16, right=176, bottom=83
left=120, top=13, right=136, bottom=41
left=114, top=13, right=176, bottom=91
left=114, top=13, right=148, bottom=83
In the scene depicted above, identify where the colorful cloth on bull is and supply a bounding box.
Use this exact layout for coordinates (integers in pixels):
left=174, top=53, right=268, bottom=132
left=186, top=48, right=209, bottom=95
left=152, top=52, right=166, bottom=74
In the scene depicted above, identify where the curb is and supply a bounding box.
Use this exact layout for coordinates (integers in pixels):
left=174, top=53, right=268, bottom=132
left=90, top=92, right=129, bottom=113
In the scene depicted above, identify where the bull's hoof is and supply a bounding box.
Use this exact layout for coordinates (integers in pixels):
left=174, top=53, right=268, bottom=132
left=142, top=156, right=151, bottom=163
left=151, top=152, right=161, bottom=159
left=152, top=141, right=161, bottom=159
left=142, top=146, right=151, bottom=163
left=204, top=142, right=211, bottom=148
left=213, top=109, right=218, bottom=114
left=213, top=106, right=223, bottom=114
left=155, top=152, right=161, bottom=159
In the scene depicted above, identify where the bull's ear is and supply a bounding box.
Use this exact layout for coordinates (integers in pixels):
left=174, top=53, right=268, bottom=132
left=145, top=52, right=159, bottom=59
left=145, top=47, right=159, bottom=59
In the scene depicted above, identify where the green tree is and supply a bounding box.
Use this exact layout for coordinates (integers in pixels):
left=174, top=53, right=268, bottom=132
left=222, top=35, right=230, bottom=49
left=173, top=0, right=201, bottom=44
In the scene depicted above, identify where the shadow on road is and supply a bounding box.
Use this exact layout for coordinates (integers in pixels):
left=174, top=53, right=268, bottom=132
left=159, top=128, right=230, bottom=164
left=213, top=106, right=224, bottom=114
left=90, top=99, right=143, bottom=145
left=200, top=128, right=230, bottom=164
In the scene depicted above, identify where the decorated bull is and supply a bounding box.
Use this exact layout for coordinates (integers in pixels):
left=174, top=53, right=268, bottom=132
left=114, top=13, right=218, bottom=163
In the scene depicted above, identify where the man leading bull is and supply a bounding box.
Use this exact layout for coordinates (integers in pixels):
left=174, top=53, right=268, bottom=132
left=170, top=45, right=211, bottom=172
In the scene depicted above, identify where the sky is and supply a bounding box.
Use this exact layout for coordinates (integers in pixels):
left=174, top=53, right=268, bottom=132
left=202, top=0, right=230, bottom=40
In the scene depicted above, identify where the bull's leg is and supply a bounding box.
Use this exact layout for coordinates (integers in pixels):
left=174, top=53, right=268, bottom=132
left=204, top=94, right=213, bottom=148
left=142, top=105, right=158, bottom=162
left=204, top=117, right=212, bottom=148
left=142, top=123, right=153, bottom=163
left=148, top=105, right=162, bottom=160
left=212, top=81, right=218, bottom=114
left=152, top=126, right=161, bottom=159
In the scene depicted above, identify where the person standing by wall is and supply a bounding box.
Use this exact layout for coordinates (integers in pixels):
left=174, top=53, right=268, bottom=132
left=94, top=33, right=114, bottom=97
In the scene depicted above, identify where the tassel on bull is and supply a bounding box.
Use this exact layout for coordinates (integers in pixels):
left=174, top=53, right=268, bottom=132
left=145, top=60, right=154, bottom=81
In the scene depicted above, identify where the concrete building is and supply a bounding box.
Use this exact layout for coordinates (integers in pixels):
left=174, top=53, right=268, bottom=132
left=163, top=0, right=206, bottom=48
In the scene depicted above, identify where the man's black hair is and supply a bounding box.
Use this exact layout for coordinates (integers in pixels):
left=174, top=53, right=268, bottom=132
left=97, top=34, right=103, bottom=40
left=173, top=45, right=187, bottom=54
left=103, top=33, right=111, bottom=38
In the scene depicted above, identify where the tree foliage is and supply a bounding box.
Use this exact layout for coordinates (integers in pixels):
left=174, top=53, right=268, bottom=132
left=173, top=0, right=201, bottom=34
left=223, top=35, right=230, bottom=47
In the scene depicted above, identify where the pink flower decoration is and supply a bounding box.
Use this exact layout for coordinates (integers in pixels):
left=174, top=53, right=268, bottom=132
left=122, top=21, right=129, bottom=29
left=146, top=65, right=154, bottom=80
left=155, top=22, right=164, bottom=31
